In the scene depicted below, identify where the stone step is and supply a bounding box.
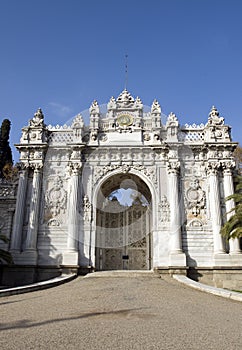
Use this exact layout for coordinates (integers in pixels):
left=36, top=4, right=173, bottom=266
left=83, top=270, right=160, bottom=278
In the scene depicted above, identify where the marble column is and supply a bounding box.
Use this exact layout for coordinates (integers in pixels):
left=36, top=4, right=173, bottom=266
left=11, top=168, right=28, bottom=251
left=167, top=161, right=186, bottom=267
left=167, top=162, right=183, bottom=253
left=223, top=164, right=241, bottom=254
left=67, top=164, right=81, bottom=251
left=25, top=166, right=42, bottom=250
left=207, top=164, right=224, bottom=254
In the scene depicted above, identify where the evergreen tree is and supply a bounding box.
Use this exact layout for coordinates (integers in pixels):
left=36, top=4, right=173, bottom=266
left=233, top=145, right=242, bottom=174
left=0, top=119, right=13, bottom=178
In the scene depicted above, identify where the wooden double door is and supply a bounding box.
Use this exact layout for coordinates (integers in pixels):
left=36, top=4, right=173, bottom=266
left=96, top=199, right=151, bottom=270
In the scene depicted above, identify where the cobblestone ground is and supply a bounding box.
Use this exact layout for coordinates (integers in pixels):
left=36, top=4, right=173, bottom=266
left=0, top=274, right=242, bottom=350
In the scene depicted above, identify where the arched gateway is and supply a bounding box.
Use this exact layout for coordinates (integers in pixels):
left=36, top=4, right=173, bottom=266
left=1, top=89, right=242, bottom=287
left=95, top=172, right=152, bottom=270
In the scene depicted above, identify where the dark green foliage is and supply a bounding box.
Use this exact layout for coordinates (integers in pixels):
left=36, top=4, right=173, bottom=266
left=221, top=175, right=242, bottom=240
left=0, top=119, right=13, bottom=178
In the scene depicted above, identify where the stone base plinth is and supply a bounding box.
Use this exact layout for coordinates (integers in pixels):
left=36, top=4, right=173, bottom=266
left=11, top=250, right=38, bottom=265
left=62, top=251, right=78, bottom=265
left=229, top=253, right=242, bottom=266
left=169, top=252, right=186, bottom=267
left=213, top=253, right=242, bottom=266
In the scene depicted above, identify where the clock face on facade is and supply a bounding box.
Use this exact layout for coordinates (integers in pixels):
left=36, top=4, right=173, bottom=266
left=117, top=114, right=133, bottom=127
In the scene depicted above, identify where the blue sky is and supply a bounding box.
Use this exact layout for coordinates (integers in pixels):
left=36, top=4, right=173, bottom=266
left=0, top=0, right=242, bottom=162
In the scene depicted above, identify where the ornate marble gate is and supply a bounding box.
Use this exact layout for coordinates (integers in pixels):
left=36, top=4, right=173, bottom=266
left=2, top=87, right=242, bottom=286
left=96, top=197, right=151, bottom=270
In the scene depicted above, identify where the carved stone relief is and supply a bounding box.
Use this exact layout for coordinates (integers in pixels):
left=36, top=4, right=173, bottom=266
left=83, top=195, right=92, bottom=222
left=93, top=163, right=157, bottom=186
left=159, top=195, right=170, bottom=225
left=185, top=179, right=206, bottom=217
left=44, top=176, right=67, bottom=225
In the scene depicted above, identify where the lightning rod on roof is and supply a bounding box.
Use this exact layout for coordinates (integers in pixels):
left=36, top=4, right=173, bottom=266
left=125, top=54, right=128, bottom=90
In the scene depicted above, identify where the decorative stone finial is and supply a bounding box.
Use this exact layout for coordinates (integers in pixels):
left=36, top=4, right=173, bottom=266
left=89, top=100, right=100, bottom=115
left=71, top=113, right=84, bottom=129
left=29, top=108, right=45, bottom=127
left=207, top=106, right=224, bottom=125
left=107, top=96, right=117, bottom=110
left=134, top=96, right=143, bottom=109
left=167, top=112, right=178, bottom=124
left=151, top=99, right=161, bottom=114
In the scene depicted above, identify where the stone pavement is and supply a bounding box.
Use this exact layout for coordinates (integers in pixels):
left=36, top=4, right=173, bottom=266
left=0, top=272, right=242, bottom=350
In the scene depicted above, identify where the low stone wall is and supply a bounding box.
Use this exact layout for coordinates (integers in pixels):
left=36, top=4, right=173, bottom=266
left=188, top=267, right=242, bottom=291
left=0, top=265, right=64, bottom=287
